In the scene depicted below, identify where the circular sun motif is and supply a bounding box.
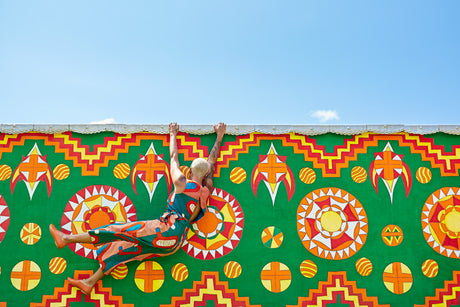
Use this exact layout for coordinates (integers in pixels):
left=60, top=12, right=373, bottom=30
left=60, top=185, right=137, bottom=259
left=182, top=188, right=244, bottom=260
left=0, top=195, right=10, bottom=243
left=422, top=187, right=460, bottom=258
left=296, top=187, right=368, bottom=260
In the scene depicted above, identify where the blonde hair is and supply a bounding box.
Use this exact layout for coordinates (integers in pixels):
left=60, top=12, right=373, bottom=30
left=190, top=158, right=209, bottom=178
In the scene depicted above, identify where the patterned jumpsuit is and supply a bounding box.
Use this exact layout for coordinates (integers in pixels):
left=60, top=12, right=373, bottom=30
left=88, top=180, right=209, bottom=274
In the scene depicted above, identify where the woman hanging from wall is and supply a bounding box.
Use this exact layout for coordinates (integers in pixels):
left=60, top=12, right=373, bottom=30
left=49, top=122, right=226, bottom=295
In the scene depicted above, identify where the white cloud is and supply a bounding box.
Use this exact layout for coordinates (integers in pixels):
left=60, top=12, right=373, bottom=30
left=311, top=110, right=339, bottom=122
left=89, top=118, right=116, bottom=124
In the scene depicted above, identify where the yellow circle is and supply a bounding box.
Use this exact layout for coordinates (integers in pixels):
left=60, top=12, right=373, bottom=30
left=11, top=260, right=41, bottom=291
left=260, top=262, right=291, bottom=293
left=356, top=257, right=373, bottom=277
left=134, top=261, right=164, bottom=293
left=113, top=163, right=130, bottom=179
left=0, top=165, right=12, bottom=181
left=53, top=164, right=70, bottom=180
left=224, top=261, right=242, bottom=279
left=321, top=211, right=342, bottom=232
left=49, top=257, right=67, bottom=275
left=300, top=260, right=317, bottom=278
left=416, top=167, right=432, bottom=184
left=299, top=167, right=316, bottom=184
left=445, top=211, right=460, bottom=233
left=351, top=166, right=367, bottom=183
left=422, top=259, right=438, bottom=278
left=171, top=263, right=189, bottom=282
left=20, top=223, right=42, bottom=245
left=111, top=264, right=128, bottom=280
left=230, top=167, right=247, bottom=184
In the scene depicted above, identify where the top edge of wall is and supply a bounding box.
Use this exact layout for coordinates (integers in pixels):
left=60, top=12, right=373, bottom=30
left=0, top=124, right=459, bottom=135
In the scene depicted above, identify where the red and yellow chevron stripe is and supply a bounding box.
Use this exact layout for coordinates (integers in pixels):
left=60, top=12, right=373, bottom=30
left=160, top=271, right=260, bottom=307
left=0, top=133, right=208, bottom=176
left=287, top=271, right=390, bottom=307
left=30, top=270, right=134, bottom=306
left=216, top=133, right=460, bottom=177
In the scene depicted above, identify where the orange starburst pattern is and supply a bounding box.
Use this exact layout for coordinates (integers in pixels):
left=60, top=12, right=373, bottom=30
left=422, top=187, right=460, bottom=258
left=251, top=143, right=295, bottom=205
left=61, top=185, right=137, bottom=259
left=297, top=188, right=368, bottom=260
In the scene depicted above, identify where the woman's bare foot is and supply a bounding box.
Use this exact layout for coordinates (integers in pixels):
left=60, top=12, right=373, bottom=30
left=49, top=224, right=66, bottom=249
left=67, top=278, right=93, bottom=295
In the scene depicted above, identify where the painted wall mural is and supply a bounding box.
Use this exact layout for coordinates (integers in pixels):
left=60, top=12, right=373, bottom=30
left=0, top=129, right=459, bottom=306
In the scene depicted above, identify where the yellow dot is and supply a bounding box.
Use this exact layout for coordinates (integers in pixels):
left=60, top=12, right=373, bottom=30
left=321, top=211, right=342, bottom=232
left=446, top=211, right=460, bottom=233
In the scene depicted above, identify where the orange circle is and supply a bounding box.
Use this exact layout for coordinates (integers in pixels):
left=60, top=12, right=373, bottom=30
left=11, top=260, right=41, bottom=291
left=351, top=166, right=367, bottom=183
left=171, top=263, right=188, bottom=282
left=297, top=188, right=368, bottom=260
left=134, top=261, right=164, bottom=293
left=261, top=262, right=291, bottom=293
left=113, top=163, right=130, bottom=179
left=300, top=260, right=317, bottom=278
left=230, top=167, right=247, bottom=184
left=111, top=264, right=128, bottom=280
left=416, top=167, right=432, bottom=184
left=383, top=262, right=412, bottom=294
left=88, top=211, right=112, bottom=229
left=53, top=164, right=70, bottom=180
left=299, top=167, right=316, bottom=184
left=49, top=257, right=67, bottom=275
left=356, top=257, right=373, bottom=276
left=0, top=165, right=12, bottom=181
left=381, top=224, right=404, bottom=247
left=20, top=223, right=41, bottom=245
left=180, top=166, right=190, bottom=179
left=422, top=259, right=438, bottom=278
left=224, top=261, right=242, bottom=278
left=195, top=210, right=220, bottom=234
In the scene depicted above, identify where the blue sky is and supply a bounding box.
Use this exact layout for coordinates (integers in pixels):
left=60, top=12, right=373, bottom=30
left=1, top=1, right=459, bottom=125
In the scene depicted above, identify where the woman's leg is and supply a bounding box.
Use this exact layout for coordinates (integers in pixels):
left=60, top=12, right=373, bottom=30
left=49, top=224, right=93, bottom=248
left=67, top=268, right=105, bottom=295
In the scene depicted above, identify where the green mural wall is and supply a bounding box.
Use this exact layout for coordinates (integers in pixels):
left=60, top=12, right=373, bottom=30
left=0, top=127, right=459, bottom=306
